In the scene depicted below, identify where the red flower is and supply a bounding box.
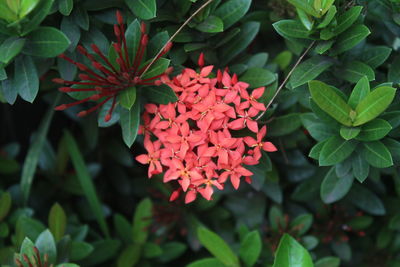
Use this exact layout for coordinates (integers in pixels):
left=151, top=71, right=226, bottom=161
left=54, top=11, right=172, bottom=121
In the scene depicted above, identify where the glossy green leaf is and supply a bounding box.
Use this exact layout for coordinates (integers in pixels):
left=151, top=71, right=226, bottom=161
left=338, top=61, right=375, bottom=83
left=319, top=136, right=357, bottom=166
left=132, top=198, right=152, bottom=244
left=268, top=113, right=302, bottom=137
left=321, top=167, right=354, bottom=204
left=314, top=40, right=334, bottom=54
left=214, top=0, right=251, bottom=29
left=353, top=86, right=396, bottom=126
left=301, top=113, right=336, bottom=141
left=64, top=131, right=110, bottom=237
left=120, top=98, right=140, bottom=148
left=58, top=0, right=73, bottom=16
left=360, top=46, right=392, bottom=68
left=273, top=20, right=311, bottom=39
left=35, top=229, right=57, bottom=264
left=20, top=0, right=54, bottom=35
left=361, top=141, right=393, bottom=168
left=19, top=0, right=40, bottom=17
left=20, top=94, right=59, bottom=204
left=240, top=67, right=276, bottom=88
left=289, top=56, right=333, bottom=88
left=339, top=126, right=360, bottom=140
left=48, top=203, right=66, bottom=242
left=356, top=119, right=392, bottom=141
left=14, top=55, right=39, bottom=103
left=125, top=0, right=156, bottom=20
left=348, top=76, right=370, bottom=109
left=239, top=230, right=262, bottom=267
left=317, top=6, right=337, bottom=29
left=197, top=227, right=240, bottom=267
left=352, top=153, right=369, bottom=183
left=144, top=84, right=178, bottom=104
left=309, top=140, right=327, bottom=160
left=119, top=87, right=137, bottom=110
left=331, top=25, right=370, bottom=56
left=23, top=26, right=70, bottom=57
left=196, top=15, right=224, bottom=33
left=334, top=6, right=363, bottom=35
left=0, top=192, right=11, bottom=221
left=141, top=58, right=170, bottom=80
left=286, top=0, right=319, bottom=17
left=272, top=234, right=314, bottom=267
left=0, top=37, right=25, bottom=64
left=297, top=8, right=314, bottom=31
left=309, top=80, right=353, bottom=126
left=289, top=214, right=313, bottom=236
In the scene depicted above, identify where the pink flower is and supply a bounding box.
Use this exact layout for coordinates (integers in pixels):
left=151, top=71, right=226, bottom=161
left=244, top=126, right=277, bottom=160
left=135, top=136, right=163, bottom=178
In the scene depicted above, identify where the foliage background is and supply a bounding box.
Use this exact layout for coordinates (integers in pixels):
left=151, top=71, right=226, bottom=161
left=1, top=0, right=400, bottom=266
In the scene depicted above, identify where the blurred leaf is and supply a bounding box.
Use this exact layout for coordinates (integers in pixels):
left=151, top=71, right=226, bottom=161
left=290, top=214, right=313, bottom=236
left=0, top=37, right=25, bottom=64
left=286, top=0, right=319, bottom=17
left=64, top=131, right=110, bottom=237
left=23, top=26, right=70, bottom=57
left=132, top=198, right=152, bottom=244
left=338, top=61, right=375, bottom=83
left=143, top=84, right=178, bottom=104
left=117, top=244, right=141, bottom=267
left=14, top=55, right=39, bottom=103
left=48, top=203, right=66, bottom=242
left=360, top=46, right=392, bottom=68
left=240, top=67, right=276, bottom=88
left=187, top=258, right=225, bottom=267
left=321, top=167, right=354, bottom=204
left=143, top=242, right=163, bottom=258
left=159, top=242, right=187, bottom=263
left=352, top=153, right=369, bottom=183
left=196, top=15, right=224, bottom=33
left=58, top=0, right=73, bottom=16
left=126, top=0, right=156, bottom=20
left=268, top=113, right=302, bottom=137
left=273, top=20, right=310, bottom=38
left=289, top=56, right=333, bottom=88
left=361, top=141, right=393, bottom=168
left=334, top=6, right=363, bottom=35
left=301, top=113, right=336, bottom=141
left=239, top=230, right=262, bottom=267
left=0, top=192, right=11, bottom=222
left=214, top=0, right=251, bottom=29
left=113, top=214, right=133, bottom=244
left=348, top=184, right=386, bottom=215
left=70, top=241, right=94, bottom=261
left=197, top=227, right=240, bottom=267
left=315, top=256, right=340, bottom=267
left=272, top=234, right=313, bottom=267
left=35, top=229, right=57, bottom=264
left=81, top=239, right=121, bottom=266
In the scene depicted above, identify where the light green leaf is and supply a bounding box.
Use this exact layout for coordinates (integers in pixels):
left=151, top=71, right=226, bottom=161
left=308, top=80, right=353, bottom=126
left=272, top=233, right=314, bottom=267
left=196, top=15, right=224, bottom=33
left=317, top=6, right=337, bottom=29
left=339, top=126, right=361, bottom=140
left=132, top=198, right=153, bottom=244
left=48, top=203, right=66, bottom=242
left=0, top=37, right=25, bottom=64
left=356, top=119, right=392, bottom=141
left=353, top=86, right=396, bottom=126
left=273, top=20, right=311, bottom=39
left=35, top=229, right=57, bottom=264
left=286, top=0, right=319, bottom=17
left=197, top=227, right=240, bottom=267
left=239, top=230, right=262, bottom=267
left=348, top=76, right=370, bottom=109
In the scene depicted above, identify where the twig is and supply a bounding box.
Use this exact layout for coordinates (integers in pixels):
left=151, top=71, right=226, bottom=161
left=256, top=40, right=315, bottom=121
left=140, top=0, right=214, bottom=78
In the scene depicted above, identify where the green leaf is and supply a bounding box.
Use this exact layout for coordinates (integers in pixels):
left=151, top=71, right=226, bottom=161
left=352, top=153, right=369, bottom=183
left=246, top=53, right=269, bottom=68
left=356, top=119, right=392, bottom=141
left=132, top=198, right=152, bottom=244
left=70, top=241, right=94, bottom=261
left=20, top=94, right=59, bottom=204
left=221, top=21, right=260, bottom=65
left=214, top=0, right=251, bottom=29
left=48, top=203, right=66, bottom=242
left=143, top=243, right=163, bottom=258
left=273, top=20, right=311, bottom=39
left=119, top=87, right=137, bottom=110
left=268, top=113, right=302, bottom=137
left=361, top=141, right=393, bottom=168
left=64, top=131, right=110, bottom=237
left=388, top=55, right=400, bottom=84
left=20, top=0, right=54, bottom=35
left=141, top=58, right=170, bottom=80
left=0, top=37, right=25, bottom=64
left=331, top=25, right=370, bottom=56
left=333, top=6, right=363, bottom=35
left=239, top=230, right=262, bottom=267
left=339, top=126, right=360, bottom=140
left=187, top=258, right=225, bottom=267
left=360, top=46, right=392, bottom=68
left=301, top=113, right=336, bottom=141
left=309, top=140, right=327, bottom=160
left=319, top=136, right=357, bottom=166
left=14, top=55, right=39, bottom=103
left=308, top=80, right=353, bottom=126
left=159, top=242, right=187, bottom=263
left=197, top=227, right=240, bottom=267
left=23, top=26, right=70, bottom=57
left=125, top=0, right=156, bottom=20
left=321, top=167, right=354, bottom=204
left=58, top=0, right=73, bottom=16
left=196, top=15, right=224, bottom=33
left=297, top=8, right=314, bottom=31
left=117, top=244, right=141, bottom=267
left=289, top=214, right=313, bottom=235
left=315, top=256, right=340, bottom=267
left=348, top=216, right=373, bottom=230
left=289, top=56, right=333, bottom=88
left=19, top=0, right=40, bottom=17
left=338, top=61, right=375, bottom=84
left=286, top=0, right=319, bottom=17
left=314, top=40, right=334, bottom=54
left=120, top=98, right=140, bottom=148
left=274, top=51, right=292, bottom=70
left=240, top=67, right=276, bottom=88
left=144, top=84, right=178, bottom=104
left=317, top=6, right=337, bottom=29
left=0, top=192, right=11, bottom=222
left=348, top=76, right=370, bottom=109
left=353, top=86, right=396, bottom=126
left=272, top=234, right=313, bottom=267
left=35, top=229, right=57, bottom=264
left=20, top=237, right=36, bottom=258
left=348, top=184, right=386, bottom=215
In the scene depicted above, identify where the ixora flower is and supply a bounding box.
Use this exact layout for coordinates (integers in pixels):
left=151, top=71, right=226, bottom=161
left=136, top=53, right=277, bottom=204
left=53, top=11, right=172, bottom=121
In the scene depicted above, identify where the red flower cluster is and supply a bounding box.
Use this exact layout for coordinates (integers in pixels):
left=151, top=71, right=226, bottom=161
left=53, top=11, right=172, bottom=121
left=136, top=54, right=277, bottom=203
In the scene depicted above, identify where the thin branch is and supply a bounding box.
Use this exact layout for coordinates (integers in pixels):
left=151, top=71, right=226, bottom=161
left=256, top=40, right=316, bottom=121
left=140, top=0, right=214, bottom=78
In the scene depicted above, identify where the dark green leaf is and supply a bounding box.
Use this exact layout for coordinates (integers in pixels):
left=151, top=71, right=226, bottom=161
left=240, top=67, right=276, bottom=88
left=361, top=141, right=393, bottom=168
left=247, top=53, right=269, bottom=68
left=141, top=58, right=170, bottom=79
left=59, top=0, right=73, bottom=16
left=388, top=55, right=400, bottom=84
left=197, top=227, right=240, bottom=267
left=356, top=119, right=392, bottom=141
left=309, top=80, right=353, bottom=126
left=268, top=113, right=302, bottom=137
left=239, top=230, right=262, bottom=267
left=273, top=20, right=311, bottom=39
left=120, top=98, right=140, bottom=148
left=334, top=6, right=363, bottom=35
left=338, top=61, right=375, bottom=84
left=352, top=153, right=369, bottom=183
left=70, top=241, right=94, bottom=261
left=119, top=87, right=137, bottom=110
left=196, top=15, right=224, bottom=33
left=319, top=136, right=356, bottom=166
left=187, top=258, right=225, bottom=267
left=315, top=257, right=340, bottom=267
left=348, top=184, right=386, bottom=215
left=0, top=37, right=25, bottom=64
left=348, top=216, right=373, bottom=230
left=353, top=86, right=396, bottom=126
left=289, top=56, right=333, bottom=88
left=289, top=214, right=313, bottom=235
left=143, top=243, right=163, bottom=258
left=117, top=244, right=141, bottom=267
left=144, top=84, right=178, bottom=104
left=360, top=46, right=392, bottom=68
left=0, top=192, right=11, bottom=221
left=301, top=113, right=336, bottom=141
left=14, top=55, right=39, bottom=103
left=21, top=0, right=54, bottom=36
left=158, top=242, right=187, bottom=263
left=132, top=198, right=152, bottom=244
left=125, top=0, right=156, bottom=20
left=48, top=203, right=66, bottom=242
left=23, top=26, right=70, bottom=58
left=321, top=167, right=354, bottom=204
left=309, top=140, right=327, bottom=160
left=272, top=234, right=313, bottom=267
left=214, top=0, right=251, bottom=29
left=331, top=25, right=370, bottom=56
